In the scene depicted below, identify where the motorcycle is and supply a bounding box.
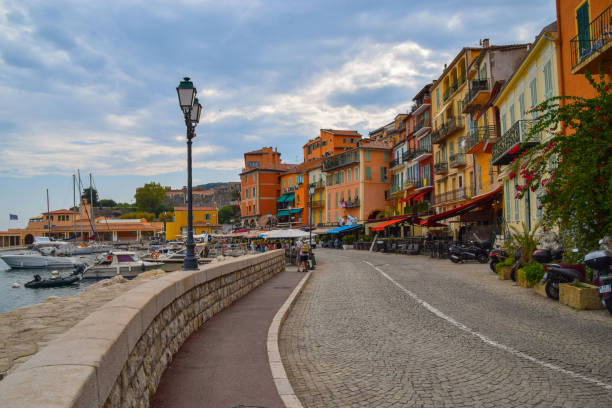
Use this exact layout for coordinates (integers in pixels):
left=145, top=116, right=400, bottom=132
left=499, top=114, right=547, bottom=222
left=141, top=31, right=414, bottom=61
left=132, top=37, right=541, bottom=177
left=488, top=248, right=508, bottom=273
left=584, top=241, right=612, bottom=314
left=449, top=240, right=491, bottom=264
left=533, top=248, right=585, bottom=299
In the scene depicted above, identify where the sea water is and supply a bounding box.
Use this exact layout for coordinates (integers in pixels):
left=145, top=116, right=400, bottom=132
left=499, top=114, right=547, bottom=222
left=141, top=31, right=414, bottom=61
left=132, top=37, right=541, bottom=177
left=0, top=254, right=97, bottom=314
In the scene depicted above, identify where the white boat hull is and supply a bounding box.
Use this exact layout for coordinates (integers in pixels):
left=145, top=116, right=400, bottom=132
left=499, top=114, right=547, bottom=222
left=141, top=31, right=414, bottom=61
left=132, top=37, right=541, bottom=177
left=0, top=254, right=78, bottom=269
left=82, top=261, right=164, bottom=279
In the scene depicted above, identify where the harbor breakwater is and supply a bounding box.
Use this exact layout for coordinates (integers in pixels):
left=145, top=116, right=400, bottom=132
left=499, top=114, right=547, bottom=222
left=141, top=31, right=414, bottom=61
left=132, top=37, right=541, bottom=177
left=0, top=250, right=285, bottom=408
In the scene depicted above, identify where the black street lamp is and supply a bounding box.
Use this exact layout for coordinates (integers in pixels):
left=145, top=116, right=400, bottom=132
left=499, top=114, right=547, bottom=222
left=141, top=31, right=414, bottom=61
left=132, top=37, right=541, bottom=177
left=177, top=77, right=203, bottom=270
left=309, top=184, right=314, bottom=252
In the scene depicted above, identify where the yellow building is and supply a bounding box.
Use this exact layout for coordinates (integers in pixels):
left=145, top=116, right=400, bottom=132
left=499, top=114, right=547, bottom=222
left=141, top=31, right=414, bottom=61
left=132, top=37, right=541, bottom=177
left=165, top=206, right=220, bottom=241
left=492, top=22, right=559, bottom=236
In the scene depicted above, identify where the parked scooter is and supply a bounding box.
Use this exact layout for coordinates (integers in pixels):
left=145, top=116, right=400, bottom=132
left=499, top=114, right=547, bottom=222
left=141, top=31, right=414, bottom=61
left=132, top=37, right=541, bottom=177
left=449, top=240, right=491, bottom=264
left=489, top=248, right=508, bottom=273
left=533, top=248, right=585, bottom=299
left=584, top=240, right=612, bottom=314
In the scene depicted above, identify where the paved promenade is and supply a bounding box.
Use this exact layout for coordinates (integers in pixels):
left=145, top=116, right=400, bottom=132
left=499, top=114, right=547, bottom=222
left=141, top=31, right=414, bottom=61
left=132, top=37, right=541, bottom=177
left=280, top=249, right=612, bottom=408
left=152, top=267, right=303, bottom=408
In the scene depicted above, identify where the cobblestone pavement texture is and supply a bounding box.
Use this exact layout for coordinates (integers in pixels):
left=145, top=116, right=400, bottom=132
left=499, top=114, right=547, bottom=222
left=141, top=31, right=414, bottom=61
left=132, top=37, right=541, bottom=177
left=280, top=249, right=612, bottom=407
left=0, top=270, right=167, bottom=375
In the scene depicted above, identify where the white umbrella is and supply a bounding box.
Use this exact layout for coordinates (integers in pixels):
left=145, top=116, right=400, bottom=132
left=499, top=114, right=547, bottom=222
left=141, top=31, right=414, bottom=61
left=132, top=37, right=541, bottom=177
left=262, top=229, right=315, bottom=239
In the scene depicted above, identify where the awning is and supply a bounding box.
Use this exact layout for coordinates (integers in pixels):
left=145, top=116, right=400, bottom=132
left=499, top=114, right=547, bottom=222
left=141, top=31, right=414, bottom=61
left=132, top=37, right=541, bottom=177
left=277, top=194, right=287, bottom=203
left=370, top=216, right=410, bottom=231
left=420, top=186, right=502, bottom=226
left=288, top=208, right=302, bottom=214
left=280, top=193, right=295, bottom=203
left=326, top=224, right=362, bottom=234
left=276, top=210, right=289, bottom=217
left=399, top=192, right=420, bottom=203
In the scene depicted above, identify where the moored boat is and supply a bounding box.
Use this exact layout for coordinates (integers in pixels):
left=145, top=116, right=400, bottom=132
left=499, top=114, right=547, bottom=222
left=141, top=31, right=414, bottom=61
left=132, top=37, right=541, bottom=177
left=82, top=251, right=164, bottom=279
left=0, top=252, right=79, bottom=269
left=24, top=274, right=80, bottom=288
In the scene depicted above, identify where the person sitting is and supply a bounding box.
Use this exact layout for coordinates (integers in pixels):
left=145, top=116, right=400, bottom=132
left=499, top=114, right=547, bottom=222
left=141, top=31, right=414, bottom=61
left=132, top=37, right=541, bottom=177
left=300, top=240, right=310, bottom=272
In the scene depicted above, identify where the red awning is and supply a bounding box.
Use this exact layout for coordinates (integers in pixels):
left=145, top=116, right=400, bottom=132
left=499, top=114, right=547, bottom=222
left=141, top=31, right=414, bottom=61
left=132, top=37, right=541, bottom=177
left=371, top=216, right=410, bottom=231
left=400, top=192, right=419, bottom=203
left=420, top=186, right=502, bottom=226
left=412, top=190, right=428, bottom=201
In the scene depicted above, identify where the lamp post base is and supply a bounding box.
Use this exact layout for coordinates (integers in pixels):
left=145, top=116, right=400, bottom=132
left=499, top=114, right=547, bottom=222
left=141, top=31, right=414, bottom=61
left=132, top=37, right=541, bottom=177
left=183, top=254, right=198, bottom=270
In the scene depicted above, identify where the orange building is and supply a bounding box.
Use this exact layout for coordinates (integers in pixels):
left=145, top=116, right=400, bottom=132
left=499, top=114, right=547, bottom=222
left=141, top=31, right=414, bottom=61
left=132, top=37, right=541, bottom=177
left=323, top=139, right=392, bottom=223
left=555, top=0, right=611, bottom=106
left=303, top=129, right=362, bottom=161
left=240, top=147, right=293, bottom=228
left=277, top=159, right=323, bottom=227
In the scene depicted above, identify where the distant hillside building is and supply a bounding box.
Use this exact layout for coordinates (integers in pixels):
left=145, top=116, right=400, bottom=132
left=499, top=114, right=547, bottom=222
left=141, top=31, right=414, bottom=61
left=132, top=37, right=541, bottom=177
left=163, top=182, right=240, bottom=208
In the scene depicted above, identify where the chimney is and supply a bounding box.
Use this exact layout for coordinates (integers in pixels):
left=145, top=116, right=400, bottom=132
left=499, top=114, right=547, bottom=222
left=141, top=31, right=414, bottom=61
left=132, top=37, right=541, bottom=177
left=481, top=38, right=490, bottom=48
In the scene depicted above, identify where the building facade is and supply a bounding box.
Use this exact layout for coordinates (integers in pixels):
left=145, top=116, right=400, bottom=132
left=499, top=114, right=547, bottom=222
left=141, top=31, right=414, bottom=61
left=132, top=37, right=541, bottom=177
left=165, top=207, right=220, bottom=241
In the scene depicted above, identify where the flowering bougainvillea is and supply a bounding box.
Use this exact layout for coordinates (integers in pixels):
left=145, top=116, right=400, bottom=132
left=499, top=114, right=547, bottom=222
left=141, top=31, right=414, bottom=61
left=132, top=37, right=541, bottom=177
left=512, top=70, right=611, bottom=259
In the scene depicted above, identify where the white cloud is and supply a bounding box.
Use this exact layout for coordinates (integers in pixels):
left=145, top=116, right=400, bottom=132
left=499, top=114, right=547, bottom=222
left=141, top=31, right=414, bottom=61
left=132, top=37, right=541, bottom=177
left=242, top=134, right=263, bottom=142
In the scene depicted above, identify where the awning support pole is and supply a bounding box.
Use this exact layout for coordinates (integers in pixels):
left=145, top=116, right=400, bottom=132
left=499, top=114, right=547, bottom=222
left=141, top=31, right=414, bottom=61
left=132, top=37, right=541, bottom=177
left=369, top=232, right=379, bottom=252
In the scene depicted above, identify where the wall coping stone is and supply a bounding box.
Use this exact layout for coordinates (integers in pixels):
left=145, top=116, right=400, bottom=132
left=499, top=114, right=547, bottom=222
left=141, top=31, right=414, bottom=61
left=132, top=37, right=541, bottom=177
left=0, top=250, right=284, bottom=407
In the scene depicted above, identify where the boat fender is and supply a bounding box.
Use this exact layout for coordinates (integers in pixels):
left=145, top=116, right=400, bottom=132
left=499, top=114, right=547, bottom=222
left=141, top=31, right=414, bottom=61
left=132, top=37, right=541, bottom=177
left=151, top=251, right=160, bottom=259
left=12, top=282, right=20, bottom=288
left=141, top=263, right=145, bottom=271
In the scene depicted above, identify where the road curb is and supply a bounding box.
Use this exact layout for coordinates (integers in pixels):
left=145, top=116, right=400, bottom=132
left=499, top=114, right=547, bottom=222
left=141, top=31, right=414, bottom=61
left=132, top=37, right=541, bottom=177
left=267, top=270, right=312, bottom=408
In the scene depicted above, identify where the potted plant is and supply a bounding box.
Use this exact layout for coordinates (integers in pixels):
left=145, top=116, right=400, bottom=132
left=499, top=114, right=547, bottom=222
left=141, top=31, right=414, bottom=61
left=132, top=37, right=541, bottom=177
left=559, top=281, right=603, bottom=310
left=495, top=255, right=515, bottom=280
left=516, top=262, right=545, bottom=288
left=342, top=235, right=356, bottom=250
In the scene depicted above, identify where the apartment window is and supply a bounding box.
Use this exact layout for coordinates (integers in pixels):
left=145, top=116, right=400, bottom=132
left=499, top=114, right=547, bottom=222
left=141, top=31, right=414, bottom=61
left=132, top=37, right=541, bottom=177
left=347, top=189, right=351, bottom=201
left=340, top=191, right=344, bottom=203
left=519, top=93, right=526, bottom=119
left=341, top=170, right=345, bottom=184
left=436, top=88, right=440, bottom=109
left=335, top=192, right=338, bottom=208
left=347, top=168, right=352, bottom=182
left=509, top=103, right=516, bottom=126
left=355, top=167, right=359, bottom=180
left=354, top=188, right=359, bottom=200
left=328, top=193, right=331, bottom=207
left=504, top=180, right=511, bottom=221
left=501, top=113, right=507, bottom=134
left=204, top=213, right=211, bottom=220
left=252, top=187, right=256, bottom=197
left=365, top=166, right=372, bottom=180
left=400, top=171, right=404, bottom=186
left=514, top=180, right=520, bottom=221
left=383, top=152, right=388, bottom=162
left=380, top=167, right=387, bottom=182
left=543, top=60, right=553, bottom=98
left=529, top=78, right=538, bottom=110
left=297, top=194, right=300, bottom=205
left=327, top=212, right=330, bottom=223
left=365, top=150, right=371, bottom=162
left=384, top=190, right=389, bottom=200
left=245, top=189, right=249, bottom=198
left=576, top=2, right=591, bottom=58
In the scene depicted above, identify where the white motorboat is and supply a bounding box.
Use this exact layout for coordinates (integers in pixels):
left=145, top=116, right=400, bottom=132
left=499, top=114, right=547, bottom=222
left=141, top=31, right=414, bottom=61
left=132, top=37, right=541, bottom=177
left=0, top=252, right=79, bottom=269
left=82, top=251, right=164, bottom=279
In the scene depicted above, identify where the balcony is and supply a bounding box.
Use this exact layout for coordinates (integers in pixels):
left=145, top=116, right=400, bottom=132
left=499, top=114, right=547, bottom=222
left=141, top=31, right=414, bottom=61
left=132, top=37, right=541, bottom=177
left=449, top=153, right=466, bottom=168
left=344, top=198, right=360, bottom=208
left=412, top=146, right=433, bottom=162
left=413, top=118, right=431, bottom=138
left=434, top=161, right=448, bottom=174
left=412, top=97, right=431, bottom=116
left=464, top=126, right=498, bottom=154
left=390, top=184, right=403, bottom=195
left=432, top=116, right=465, bottom=144
left=311, top=180, right=325, bottom=190
left=442, top=76, right=466, bottom=102
left=311, top=199, right=325, bottom=208
left=434, top=187, right=473, bottom=205
left=323, top=151, right=359, bottom=171
left=462, top=78, right=492, bottom=113
left=570, top=4, right=612, bottom=74
left=402, top=150, right=416, bottom=162
left=492, top=120, right=540, bottom=166
left=390, top=158, right=404, bottom=168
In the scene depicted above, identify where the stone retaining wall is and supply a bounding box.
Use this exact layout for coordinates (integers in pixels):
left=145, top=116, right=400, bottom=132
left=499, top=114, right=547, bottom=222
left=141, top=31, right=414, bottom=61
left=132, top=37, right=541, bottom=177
left=0, top=250, right=285, bottom=408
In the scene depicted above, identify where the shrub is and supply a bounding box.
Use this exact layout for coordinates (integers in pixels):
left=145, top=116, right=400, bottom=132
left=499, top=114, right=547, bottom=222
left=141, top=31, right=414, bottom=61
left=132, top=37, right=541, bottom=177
left=342, top=235, right=356, bottom=245
left=519, top=262, right=545, bottom=286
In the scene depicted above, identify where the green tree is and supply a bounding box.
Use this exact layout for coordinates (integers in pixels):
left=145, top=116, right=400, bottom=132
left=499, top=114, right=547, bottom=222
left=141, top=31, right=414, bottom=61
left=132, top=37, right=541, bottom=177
left=512, top=70, right=611, bottom=259
left=120, top=212, right=156, bottom=222
left=98, top=199, right=117, bottom=207
left=158, top=211, right=174, bottom=223
left=134, top=182, right=167, bottom=214
left=81, top=187, right=99, bottom=206
left=218, top=205, right=235, bottom=224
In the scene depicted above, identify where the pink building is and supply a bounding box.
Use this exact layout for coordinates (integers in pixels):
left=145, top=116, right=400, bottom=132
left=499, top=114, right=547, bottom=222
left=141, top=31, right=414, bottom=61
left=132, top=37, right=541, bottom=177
left=323, top=140, right=392, bottom=223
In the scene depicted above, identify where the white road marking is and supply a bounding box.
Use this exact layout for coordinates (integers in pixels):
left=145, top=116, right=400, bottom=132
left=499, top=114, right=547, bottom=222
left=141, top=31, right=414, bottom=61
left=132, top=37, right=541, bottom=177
left=363, top=260, right=612, bottom=391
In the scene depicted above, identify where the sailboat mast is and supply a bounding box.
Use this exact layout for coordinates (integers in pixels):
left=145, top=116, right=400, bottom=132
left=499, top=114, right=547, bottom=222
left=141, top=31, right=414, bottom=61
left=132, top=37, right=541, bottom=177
left=46, top=189, right=51, bottom=237
left=78, top=169, right=83, bottom=241
left=89, top=173, right=96, bottom=240
left=73, top=174, right=77, bottom=240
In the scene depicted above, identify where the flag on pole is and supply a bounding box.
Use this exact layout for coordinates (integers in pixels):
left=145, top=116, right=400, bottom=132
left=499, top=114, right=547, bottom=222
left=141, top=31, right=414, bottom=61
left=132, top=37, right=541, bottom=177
left=9, top=214, right=18, bottom=220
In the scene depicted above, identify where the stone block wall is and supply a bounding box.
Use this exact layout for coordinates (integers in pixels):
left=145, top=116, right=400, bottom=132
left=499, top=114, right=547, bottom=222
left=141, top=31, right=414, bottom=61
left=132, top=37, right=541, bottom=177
left=0, top=250, right=285, bottom=408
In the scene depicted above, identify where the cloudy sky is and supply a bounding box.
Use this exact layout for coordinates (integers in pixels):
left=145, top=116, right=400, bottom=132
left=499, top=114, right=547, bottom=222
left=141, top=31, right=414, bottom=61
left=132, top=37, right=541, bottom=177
left=0, top=0, right=556, bottom=229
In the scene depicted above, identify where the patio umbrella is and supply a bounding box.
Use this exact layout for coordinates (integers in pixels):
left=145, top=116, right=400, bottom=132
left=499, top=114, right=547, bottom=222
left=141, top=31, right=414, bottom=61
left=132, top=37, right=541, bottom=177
left=261, top=229, right=315, bottom=239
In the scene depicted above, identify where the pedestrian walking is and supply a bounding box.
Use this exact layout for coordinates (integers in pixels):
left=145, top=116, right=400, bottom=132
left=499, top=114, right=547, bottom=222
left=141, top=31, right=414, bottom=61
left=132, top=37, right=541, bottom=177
left=296, top=239, right=303, bottom=271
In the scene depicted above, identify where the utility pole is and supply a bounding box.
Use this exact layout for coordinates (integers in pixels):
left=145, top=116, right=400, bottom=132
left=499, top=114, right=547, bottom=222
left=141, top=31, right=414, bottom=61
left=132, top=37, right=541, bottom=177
left=46, top=189, right=51, bottom=238
left=73, top=174, right=77, bottom=240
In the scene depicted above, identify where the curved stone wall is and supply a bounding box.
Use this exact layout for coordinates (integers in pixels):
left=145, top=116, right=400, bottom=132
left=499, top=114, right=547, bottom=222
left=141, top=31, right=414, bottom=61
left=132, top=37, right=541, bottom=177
left=0, top=250, right=285, bottom=408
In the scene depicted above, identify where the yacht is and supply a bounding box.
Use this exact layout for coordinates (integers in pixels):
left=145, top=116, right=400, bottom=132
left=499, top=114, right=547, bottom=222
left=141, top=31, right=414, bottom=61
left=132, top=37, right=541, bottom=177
left=82, top=251, right=164, bottom=279
left=0, top=251, right=79, bottom=269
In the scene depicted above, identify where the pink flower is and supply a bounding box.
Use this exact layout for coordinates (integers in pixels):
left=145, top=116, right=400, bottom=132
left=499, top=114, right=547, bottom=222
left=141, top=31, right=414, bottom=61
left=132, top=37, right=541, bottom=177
left=595, top=106, right=601, bottom=111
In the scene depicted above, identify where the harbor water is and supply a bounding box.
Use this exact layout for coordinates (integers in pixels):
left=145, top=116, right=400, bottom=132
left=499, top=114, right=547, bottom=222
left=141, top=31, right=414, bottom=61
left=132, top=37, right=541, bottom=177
left=0, top=255, right=97, bottom=314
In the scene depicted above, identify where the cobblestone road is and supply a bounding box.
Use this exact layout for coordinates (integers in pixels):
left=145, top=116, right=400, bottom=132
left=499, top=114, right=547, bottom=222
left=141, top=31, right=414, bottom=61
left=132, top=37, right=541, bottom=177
left=279, top=249, right=612, bottom=407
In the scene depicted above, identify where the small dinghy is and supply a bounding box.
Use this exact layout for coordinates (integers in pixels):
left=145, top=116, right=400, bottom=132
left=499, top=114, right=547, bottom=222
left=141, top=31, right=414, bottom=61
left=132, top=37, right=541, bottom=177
left=24, top=264, right=86, bottom=289
left=25, top=274, right=80, bottom=288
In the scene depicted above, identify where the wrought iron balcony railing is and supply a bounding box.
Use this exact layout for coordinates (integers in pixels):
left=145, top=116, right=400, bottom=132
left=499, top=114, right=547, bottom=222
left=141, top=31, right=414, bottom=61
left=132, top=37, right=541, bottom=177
left=434, top=187, right=474, bottom=205
left=310, top=199, right=325, bottom=208
left=449, top=153, right=466, bottom=168
left=390, top=184, right=403, bottom=194
left=310, top=180, right=325, bottom=189
left=464, top=78, right=492, bottom=106
left=432, top=116, right=465, bottom=144
left=491, top=120, right=540, bottom=166
left=464, top=126, right=497, bottom=153
left=323, top=151, right=360, bottom=171
left=570, top=4, right=612, bottom=71
left=344, top=199, right=360, bottom=208
left=412, top=146, right=433, bottom=160
left=434, top=161, right=448, bottom=174
left=390, top=158, right=403, bottom=168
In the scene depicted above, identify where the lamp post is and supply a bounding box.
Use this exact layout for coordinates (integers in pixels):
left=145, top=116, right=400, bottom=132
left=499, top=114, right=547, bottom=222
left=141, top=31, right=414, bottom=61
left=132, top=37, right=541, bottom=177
left=308, top=185, right=314, bottom=247
left=177, top=77, right=203, bottom=271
